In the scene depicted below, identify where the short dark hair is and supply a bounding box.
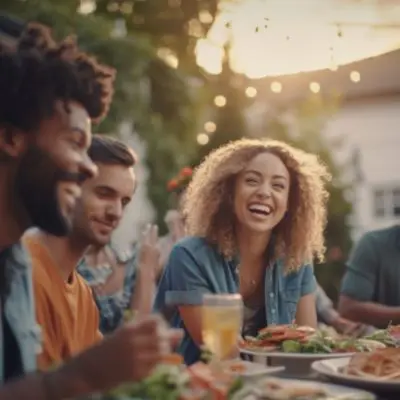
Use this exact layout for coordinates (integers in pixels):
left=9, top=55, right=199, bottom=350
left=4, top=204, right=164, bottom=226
left=88, top=134, right=137, bottom=167
left=0, top=22, right=115, bottom=133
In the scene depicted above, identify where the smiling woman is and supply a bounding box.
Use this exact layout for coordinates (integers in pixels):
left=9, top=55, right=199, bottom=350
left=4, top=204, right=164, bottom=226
left=154, top=138, right=331, bottom=365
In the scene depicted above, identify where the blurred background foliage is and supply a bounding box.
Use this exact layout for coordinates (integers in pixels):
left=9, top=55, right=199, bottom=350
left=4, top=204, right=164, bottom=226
left=1, top=0, right=352, bottom=301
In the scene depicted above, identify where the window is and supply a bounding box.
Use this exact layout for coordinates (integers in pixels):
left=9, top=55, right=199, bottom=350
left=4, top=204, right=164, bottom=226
left=373, top=189, right=385, bottom=218
left=372, top=185, right=400, bottom=219
left=393, top=188, right=400, bottom=217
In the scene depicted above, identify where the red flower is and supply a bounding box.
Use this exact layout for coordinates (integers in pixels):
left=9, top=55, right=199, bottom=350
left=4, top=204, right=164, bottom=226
left=180, top=167, right=193, bottom=178
left=167, top=179, right=179, bottom=191
left=327, top=246, right=343, bottom=262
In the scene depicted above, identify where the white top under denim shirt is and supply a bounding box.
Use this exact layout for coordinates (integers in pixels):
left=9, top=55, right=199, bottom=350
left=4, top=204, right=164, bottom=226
left=154, top=236, right=316, bottom=365
left=0, top=243, right=40, bottom=382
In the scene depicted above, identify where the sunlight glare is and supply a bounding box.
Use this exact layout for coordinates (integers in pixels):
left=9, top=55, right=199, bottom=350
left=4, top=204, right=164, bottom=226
left=195, top=0, right=400, bottom=78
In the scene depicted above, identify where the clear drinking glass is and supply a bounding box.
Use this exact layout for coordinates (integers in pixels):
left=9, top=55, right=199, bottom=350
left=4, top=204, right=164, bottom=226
left=202, top=293, right=243, bottom=361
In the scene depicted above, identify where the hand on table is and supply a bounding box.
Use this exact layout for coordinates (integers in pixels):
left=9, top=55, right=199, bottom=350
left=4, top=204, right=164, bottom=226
left=54, top=314, right=183, bottom=395
left=332, top=316, right=368, bottom=337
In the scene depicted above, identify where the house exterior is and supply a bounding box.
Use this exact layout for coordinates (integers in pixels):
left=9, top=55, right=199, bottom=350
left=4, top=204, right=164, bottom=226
left=247, top=50, right=400, bottom=239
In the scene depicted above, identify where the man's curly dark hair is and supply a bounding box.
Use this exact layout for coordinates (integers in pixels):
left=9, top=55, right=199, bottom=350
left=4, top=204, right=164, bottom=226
left=0, top=22, right=115, bottom=134
left=0, top=22, right=115, bottom=297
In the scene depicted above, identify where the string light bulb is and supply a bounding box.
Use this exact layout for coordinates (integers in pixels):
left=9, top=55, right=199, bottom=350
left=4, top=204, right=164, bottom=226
left=78, top=0, right=96, bottom=14
left=204, top=121, right=216, bottom=133
left=270, top=81, right=282, bottom=93
left=197, top=133, right=209, bottom=145
left=214, top=95, right=226, bottom=107
left=350, top=70, right=361, bottom=83
left=309, top=82, right=320, bottom=93
left=245, top=86, right=257, bottom=98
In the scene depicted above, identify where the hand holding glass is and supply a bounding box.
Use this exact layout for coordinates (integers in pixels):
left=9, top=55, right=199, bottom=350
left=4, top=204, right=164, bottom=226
left=202, top=294, right=243, bottom=361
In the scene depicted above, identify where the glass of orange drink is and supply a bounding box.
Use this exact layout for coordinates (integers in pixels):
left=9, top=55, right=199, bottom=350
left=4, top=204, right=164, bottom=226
left=202, top=293, right=243, bottom=362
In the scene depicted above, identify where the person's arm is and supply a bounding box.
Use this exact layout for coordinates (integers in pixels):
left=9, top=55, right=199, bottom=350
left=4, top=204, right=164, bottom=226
left=295, top=265, right=317, bottom=328
left=338, top=233, right=400, bottom=328
left=339, top=295, right=400, bottom=328
left=0, top=315, right=182, bottom=400
left=161, top=243, right=212, bottom=347
left=315, top=283, right=339, bottom=325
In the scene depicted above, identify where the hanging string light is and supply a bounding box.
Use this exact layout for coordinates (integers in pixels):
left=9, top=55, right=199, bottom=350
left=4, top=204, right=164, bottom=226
left=309, top=82, right=320, bottom=93
left=197, top=133, right=209, bottom=145
left=204, top=121, right=217, bottom=133
left=214, top=95, right=227, bottom=107
left=350, top=70, right=361, bottom=83
left=270, top=81, right=282, bottom=93
left=245, top=86, right=257, bottom=98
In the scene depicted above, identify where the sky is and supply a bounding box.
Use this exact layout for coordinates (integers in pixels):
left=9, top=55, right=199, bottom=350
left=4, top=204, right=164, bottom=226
left=195, top=0, right=400, bottom=78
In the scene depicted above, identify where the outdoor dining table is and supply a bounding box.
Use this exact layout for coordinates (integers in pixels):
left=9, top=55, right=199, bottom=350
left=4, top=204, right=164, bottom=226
left=269, top=366, right=400, bottom=400
left=245, top=354, right=400, bottom=400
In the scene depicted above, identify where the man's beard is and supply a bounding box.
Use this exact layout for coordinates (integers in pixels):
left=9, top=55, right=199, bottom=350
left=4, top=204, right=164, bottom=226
left=14, top=145, right=78, bottom=236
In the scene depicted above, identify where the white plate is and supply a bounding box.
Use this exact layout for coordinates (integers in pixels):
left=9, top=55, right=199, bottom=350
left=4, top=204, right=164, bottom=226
left=312, top=356, right=400, bottom=391
left=222, top=359, right=284, bottom=378
left=239, top=347, right=355, bottom=360
left=235, top=377, right=376, bottom=399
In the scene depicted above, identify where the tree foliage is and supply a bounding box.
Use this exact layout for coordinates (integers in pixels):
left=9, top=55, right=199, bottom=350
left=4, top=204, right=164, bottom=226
left=93, top=0, right=219, bottom=74
left=192, top=49, right=248, bottom=164
left=1, top=0, right=200, bottom=229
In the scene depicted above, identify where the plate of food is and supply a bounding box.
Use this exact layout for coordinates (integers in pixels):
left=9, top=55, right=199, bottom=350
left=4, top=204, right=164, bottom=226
left=363, top=325, right=400, bottom=347
left=232, top=377, right=376, bottom=400
left=105, top=360, right=375, bottom=400
left=312, top=348, right=400, bottom=391
left=222, top=359, right=285, bottom=378
left=239, top=325, right=376, bottom=359
left=105, top=357, right=245, bottom=400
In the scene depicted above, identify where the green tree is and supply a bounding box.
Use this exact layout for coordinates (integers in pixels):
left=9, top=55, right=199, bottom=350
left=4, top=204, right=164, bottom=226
left=191, top=43, right=249, bottom=165
left=264, top=95, right=353, bottom=302
left=92, top=0, right=219, bottom=74
left=1, top=0, right=200, bottom=229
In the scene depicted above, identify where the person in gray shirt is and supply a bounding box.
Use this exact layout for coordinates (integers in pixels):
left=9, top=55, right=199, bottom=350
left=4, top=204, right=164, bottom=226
left=339, top=225, right=400, bottom=328
left=316, top=283, right=371, bottom=335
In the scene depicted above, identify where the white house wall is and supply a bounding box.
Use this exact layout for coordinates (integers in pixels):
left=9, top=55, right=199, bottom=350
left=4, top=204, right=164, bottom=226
left=323, top=96, right=400, bottom=237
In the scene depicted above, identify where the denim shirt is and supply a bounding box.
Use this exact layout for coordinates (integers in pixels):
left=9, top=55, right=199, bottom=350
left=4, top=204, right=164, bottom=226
left=0, top=243, right=40, bottom=382
left=78, top=245, right=137, bottom=334
left=153, top=236, right=316, bottom=365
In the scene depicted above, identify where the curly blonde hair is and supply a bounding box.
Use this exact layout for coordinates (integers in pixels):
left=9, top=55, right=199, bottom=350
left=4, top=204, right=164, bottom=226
left=182, top=138, right=331, bottom=272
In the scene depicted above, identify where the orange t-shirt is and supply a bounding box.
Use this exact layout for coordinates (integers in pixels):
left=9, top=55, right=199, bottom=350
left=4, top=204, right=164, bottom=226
left=23, top=233, right=102, bottom=370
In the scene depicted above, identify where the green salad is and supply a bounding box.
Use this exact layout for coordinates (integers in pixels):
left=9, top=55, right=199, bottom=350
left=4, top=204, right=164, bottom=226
left=98, top=363, right=243, bottom=400
left=280, top=331, right=369, bottom=354
left=364, top=329, right=398, bottom=348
